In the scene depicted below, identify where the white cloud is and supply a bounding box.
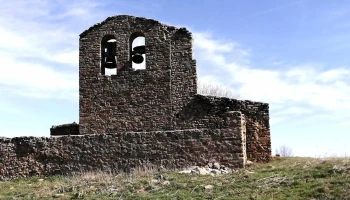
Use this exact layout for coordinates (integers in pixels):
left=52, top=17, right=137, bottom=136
left=339, top=121, right=350, bottom=126
left=0, top=23, right=79, bottom=66
left=50, top=50, right=79, bottom=65
left=193, top=31, right=350, bottom=125
left=317, top=68, right=349, bottom=83
left=274, top=107, right=313, bottom=116
left=194, top=32, right=250, bottom=66
left=0, top=0, right=96, bottom=101
left=195, top=33, right=236, bottom=53
left=0, top=26, right=78, bottom=65
left=0, top=56, right=77, bottom=100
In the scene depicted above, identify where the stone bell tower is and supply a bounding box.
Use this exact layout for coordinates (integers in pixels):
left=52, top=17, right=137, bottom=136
left=79, top=15, right=197, bottom=135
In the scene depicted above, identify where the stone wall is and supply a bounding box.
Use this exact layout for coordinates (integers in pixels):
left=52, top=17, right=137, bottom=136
left=79, top=15, right=197, bottom=135
left=0, top=112, right=245, bottom=181
left=52, top=93, right=271, bottom=162
left=50, top=122, right=79, bottom=136
left=174, top=95, right=271, bottom=162
left=77, top=16, right=271, bottom=164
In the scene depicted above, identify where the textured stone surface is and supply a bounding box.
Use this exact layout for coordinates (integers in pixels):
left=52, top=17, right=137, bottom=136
left=0, top=112, right=245, bottom=180
left=50, top=122, right=79, bottom=136
left=79, top=15, right=196, bottom=135
left=179, top=95, right=270, bottom=163
left=178, top=165, right=234, bottom=176
left=78, top=15, right=270, bottom=163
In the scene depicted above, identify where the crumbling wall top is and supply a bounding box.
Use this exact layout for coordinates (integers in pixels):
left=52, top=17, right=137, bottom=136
left=79, top=15, right=192, bottom=39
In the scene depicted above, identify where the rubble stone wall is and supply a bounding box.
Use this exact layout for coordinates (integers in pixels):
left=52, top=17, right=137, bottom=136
left=0, top=112, right=245, bottom=181
left=175, top=95, right=270, bottom=162
left=52, top=93, right=271, bottom=162
left=50, top=123, right=79, bottom=136
left=0, top=15, right=271, bottom=181
left=77, top=16, right=271, bottom=163
left=79, top=15, right=197, bottom=135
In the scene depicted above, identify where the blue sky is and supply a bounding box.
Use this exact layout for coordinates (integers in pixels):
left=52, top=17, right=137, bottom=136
left=0, top=0, right=349, bottom=157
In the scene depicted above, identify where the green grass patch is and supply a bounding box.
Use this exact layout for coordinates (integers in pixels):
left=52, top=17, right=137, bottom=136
left=0, top=157, right=349, bottom=199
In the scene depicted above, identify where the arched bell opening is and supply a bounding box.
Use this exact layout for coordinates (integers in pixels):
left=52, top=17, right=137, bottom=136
left=101, top=35, right=117, bottom=75
left=129, top=32, right=146, bottom=70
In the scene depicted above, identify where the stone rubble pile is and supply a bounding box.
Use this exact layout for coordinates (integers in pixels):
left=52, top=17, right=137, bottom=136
left=178, top=162, right=236, bottom=176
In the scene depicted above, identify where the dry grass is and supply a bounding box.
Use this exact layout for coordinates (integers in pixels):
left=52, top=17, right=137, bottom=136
left=0, top=157, right=350, bottom=199
left=197, top=80, right=240, bottom=99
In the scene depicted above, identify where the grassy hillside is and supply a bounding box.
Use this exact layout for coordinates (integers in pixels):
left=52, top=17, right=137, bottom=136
left=0, top=157, right=349, bottom=199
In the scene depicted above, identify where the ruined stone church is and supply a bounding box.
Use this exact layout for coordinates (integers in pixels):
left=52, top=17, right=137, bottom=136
left=0, top=15, right=271, bottom=180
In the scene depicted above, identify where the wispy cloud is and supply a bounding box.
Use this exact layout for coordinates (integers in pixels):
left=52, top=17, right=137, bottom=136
left=0, top=55, right=78, bottom=99
left=194, top=32, right=250, bottom=65
left=0, top=0, right=99, bottom=101
left=193, top=31, right=350, bottom=126
left=339, top=121, right=350, bottom=126
left=243, top=1, right=304, bottom=19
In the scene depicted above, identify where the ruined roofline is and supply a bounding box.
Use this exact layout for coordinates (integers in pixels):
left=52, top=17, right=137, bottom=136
left=51, top=122, right=78, bottom=129
left=79, top=14, right=191, bottom=38
left=195, top=94, right=269, bottom=106
left=1, top=127, right=243, bottom=140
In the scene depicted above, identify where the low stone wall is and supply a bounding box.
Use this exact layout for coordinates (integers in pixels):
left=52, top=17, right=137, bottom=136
left=0, top=112, right=246, bottom=181
left=50, top=122, right=79, bottom=136
left=175, top=95, right=271, bottom=163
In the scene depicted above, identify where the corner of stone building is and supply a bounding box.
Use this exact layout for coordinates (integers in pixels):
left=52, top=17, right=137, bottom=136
left=223, top=111, right=247, bottom=168
left=241, top=113, right=247, bottom=168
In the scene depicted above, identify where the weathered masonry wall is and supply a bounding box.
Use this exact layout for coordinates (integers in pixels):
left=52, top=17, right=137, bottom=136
left=52, top=94, right=271, bottom=162
left=50, top=123, right=79, bottom=136
left=0, top=112, right=245, bottom=181
left=174, top=95, right=270, bottom=163
left=79, top=15, right=197, bottom=135
left=77, top=15, right=271, bottom=162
